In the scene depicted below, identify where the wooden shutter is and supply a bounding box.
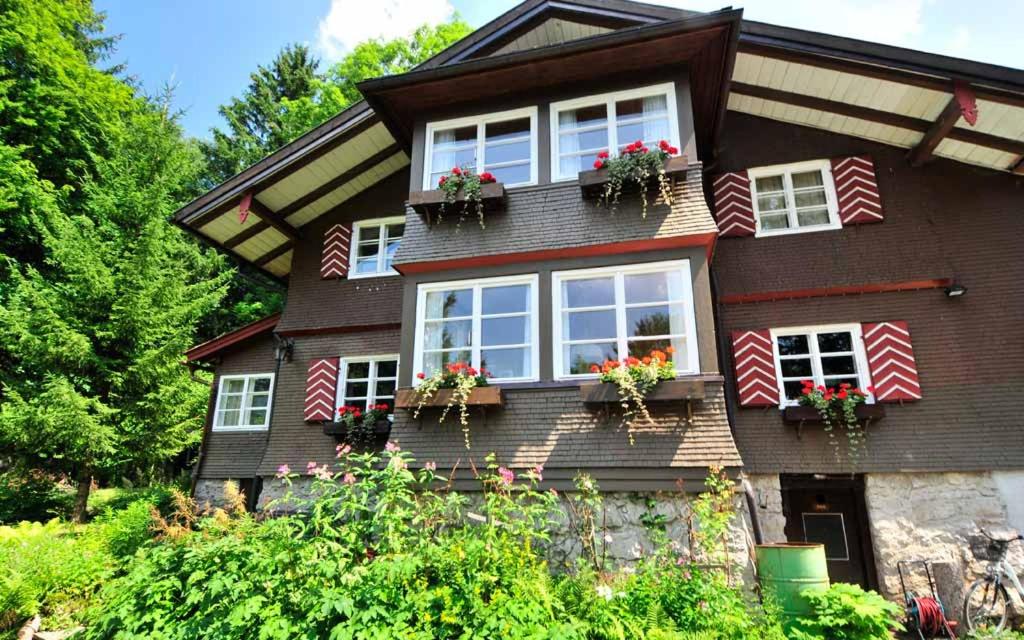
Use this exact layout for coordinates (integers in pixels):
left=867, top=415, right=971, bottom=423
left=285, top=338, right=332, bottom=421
left=862, top=321, right=921, bottom=402
left=712, top=171, right=756, bottom=237
left=304, top=357, right=340, bottom=422
left=731, top=330, right=780, bottom=406
left=320, top=223, right=351, bottom=279
left=831, top=156, right=883, bottom=225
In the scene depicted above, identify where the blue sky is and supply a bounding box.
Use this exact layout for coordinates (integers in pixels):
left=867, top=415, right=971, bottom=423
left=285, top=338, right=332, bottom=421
left=94, top=0, right=1022, bottom=140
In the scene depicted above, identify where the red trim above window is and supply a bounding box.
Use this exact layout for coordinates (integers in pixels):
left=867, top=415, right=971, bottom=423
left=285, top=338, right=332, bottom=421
left=719, top=279, right=953, bottom=305
left=395, top=233, right=718, bottom=274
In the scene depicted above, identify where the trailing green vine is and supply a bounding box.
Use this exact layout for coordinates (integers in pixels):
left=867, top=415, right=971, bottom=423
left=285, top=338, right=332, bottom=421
left=593, top=347, right=676, bottom=445
left=413, top=362, right=490, bottom=449
left=797, top=380, right=874, bottom=462
left=335, top=403, right=389, bottom=447
left=592, top=139, right=679, bottom=218
left=436, top=167, right=496, bottom=229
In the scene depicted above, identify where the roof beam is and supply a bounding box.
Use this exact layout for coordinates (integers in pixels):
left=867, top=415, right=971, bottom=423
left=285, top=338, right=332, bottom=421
left=275, top=143, right=404, bottom=220
left=223, top=220, right=270, bottom=249
left=254, top=242, right=293, bottom=267
left=1010, top=157, right=1024, bottom=175
left=248, top=198, right=300, bottom=242
left=908, top=83, right=976, bottom=167
left=730, top=82, right=1024, bottom=160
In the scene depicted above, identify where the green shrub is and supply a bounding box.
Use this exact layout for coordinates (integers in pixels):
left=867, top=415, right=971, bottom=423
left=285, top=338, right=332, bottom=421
left=790, top=582, right=904, bottom=640
left=969, top=629, right=1024, bottom=640
left=95, top=499, right=155, bottom=560
left=0, top=469, right=73, bottom=524
left=84, top=447, right=786, bottom=640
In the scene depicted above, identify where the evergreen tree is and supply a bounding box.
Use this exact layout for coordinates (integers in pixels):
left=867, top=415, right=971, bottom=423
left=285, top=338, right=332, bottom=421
left=201, top=44, right=320, bottom=187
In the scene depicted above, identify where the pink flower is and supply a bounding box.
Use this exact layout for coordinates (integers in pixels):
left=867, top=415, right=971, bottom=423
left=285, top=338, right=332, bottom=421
left=336, top=443, right=352, bottom=458
left=532, top=464, right=544, bottom=482
left=343, top=472, right=357, bottom=485
left=306, top=461, right=317, bottom=473
left=549, top=488, right=559, bottom=497
left=497, top=466, right=514, bottom=486
left=313, top=464, right=332, bottom=481
left=424, top=461, right=437, bottom=472
left=385, top=441, right=400, bottom=453
left=276, top=464, right=290, bottom=478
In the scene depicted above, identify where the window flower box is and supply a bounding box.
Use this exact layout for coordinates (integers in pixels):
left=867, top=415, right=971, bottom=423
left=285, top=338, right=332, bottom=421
left=578, top=154, right=688, bottom=199
left=408, top=182, right=506, bottom=223
left=394, top=385, right=503, bottom=409
left=579, top=379, right=705, bottom=404
left=322, top=418, right=392, bottom=441
left=783, top=404, right=885, bottom=424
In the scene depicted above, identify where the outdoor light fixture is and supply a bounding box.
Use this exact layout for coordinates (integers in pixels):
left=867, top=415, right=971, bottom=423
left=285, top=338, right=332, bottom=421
left=945, top=284, right=967, bottom=298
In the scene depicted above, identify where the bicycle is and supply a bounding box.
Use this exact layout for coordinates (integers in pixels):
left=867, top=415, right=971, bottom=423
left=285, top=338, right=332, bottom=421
left=963, top=527, right=1024, bottom=633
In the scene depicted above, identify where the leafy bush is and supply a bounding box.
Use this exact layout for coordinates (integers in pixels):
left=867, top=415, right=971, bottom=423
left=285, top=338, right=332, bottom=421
left=790, top=582, right=904, bottom=640
left=0, top=520, right=112, bottom=631
left=0, top=469, right=73, bottom=524
left=94, top=499, right=156, bottom=560
left=969, top=629, right=1024, bottom=640
left=85, top=446, right=785, bottom=640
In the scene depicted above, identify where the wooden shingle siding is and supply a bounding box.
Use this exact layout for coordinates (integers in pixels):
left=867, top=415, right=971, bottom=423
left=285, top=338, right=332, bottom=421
left=716, top=113, right=1024, bottom=474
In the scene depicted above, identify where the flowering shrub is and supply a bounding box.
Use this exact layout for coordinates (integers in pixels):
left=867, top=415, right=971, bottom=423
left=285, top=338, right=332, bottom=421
left=85, top=446, right=789, bottom=640
left=436, top=166, right=497, bottom=229
left=413, top=362, right=490, bottom=449
left=592, top=139, right=679, bottom=218
left=335, top=403, right=389, bottom=447
left=798, top=380, right=874, bottom=461
left=592, top=347, right=676, bottom=445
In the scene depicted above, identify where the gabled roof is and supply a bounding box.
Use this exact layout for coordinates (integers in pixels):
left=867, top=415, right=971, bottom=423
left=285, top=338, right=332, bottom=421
left=185, top=313, right=280, bottom=363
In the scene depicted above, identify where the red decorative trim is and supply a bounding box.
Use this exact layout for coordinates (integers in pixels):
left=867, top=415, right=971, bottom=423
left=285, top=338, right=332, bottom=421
left=321, top=223, right=351, bottom=279
left=719, top=279, right=953, bottom=305
left=184, top=313, right=280, bottom=362
left=305, top=357, right=340, bottom=422
left=711, top=171, right=756, bottom=236
left=862, top=321, right=922, bottom=402
left=238, top=191, right=253, bottom=224
left=277, top=322, right=402, bottom=338
left=831, top=156, right=884, bottom=224
left=395, top=233, right=719, bottom=274
left=730, top=329, right=779, bottom=406
left=954, top=80, right=978, bottom=126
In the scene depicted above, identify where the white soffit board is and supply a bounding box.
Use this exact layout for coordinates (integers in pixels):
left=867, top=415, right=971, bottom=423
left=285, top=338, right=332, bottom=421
left=492, top=18, right=613, bottom=55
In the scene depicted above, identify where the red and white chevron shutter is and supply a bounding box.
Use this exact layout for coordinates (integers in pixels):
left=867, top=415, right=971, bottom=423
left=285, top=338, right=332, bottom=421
left=712, top=171, right=756, bottom=237
left=731, top=330, right=780, bottom=407
left=320, top=223, right=351, bottom=279
left=304, top=357, right=340, bottom=422
left=862, top=321, right=922, bottom=402
left=831, top=156, right=884, bottom=225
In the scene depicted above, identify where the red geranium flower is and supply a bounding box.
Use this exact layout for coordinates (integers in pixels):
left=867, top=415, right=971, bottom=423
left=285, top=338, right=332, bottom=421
left=452, top=166, right=462, bottom=175
left=590, top=364, right=600, bottom=373
left=479, top=172, right=495, bottom=183
left=597, top=150, right=609, bottom=159
left=668, top=146, right=679, bottom=155
left=416, top=372, right=426, bottom=379
left=438, top=175, right=447, bottom=187
left=593, top=159, right=604, bottom=169
left=659, top=140, right=670, bottom=151
left=640, top=146, right=649, bottom=154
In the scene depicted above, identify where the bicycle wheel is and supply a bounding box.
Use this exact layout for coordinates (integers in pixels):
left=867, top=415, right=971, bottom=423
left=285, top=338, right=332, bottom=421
left=963, top=577, right=1009, bottom=632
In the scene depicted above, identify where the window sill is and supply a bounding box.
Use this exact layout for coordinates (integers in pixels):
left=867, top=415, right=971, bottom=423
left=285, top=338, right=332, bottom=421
left=782, top=404, right=885, bottom=439
left=210, top=427, right=269, bottom=433
left=394, top=385, right=504, bottom=409
left=580, top=378, right=706, bottom=403
left=347, top=270, right=400, bottom=280
left=408, top=182, right=506, bottom=223
left=754, top=223, right=842, bottom=238
left=322, top=419, right=391, bottom=441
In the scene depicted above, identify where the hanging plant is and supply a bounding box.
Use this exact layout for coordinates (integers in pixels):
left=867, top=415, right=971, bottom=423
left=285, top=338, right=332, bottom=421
left=336, top=403, right=390, bottom=447
left=797, top=381, right=874, bottom=461
left=436, top=167, right=497, bottom=229
left=592, top=139, right=679, bottom=218
left=592, top=347, right=676, bottom=445
left=413, top=362, right=491, bottom=449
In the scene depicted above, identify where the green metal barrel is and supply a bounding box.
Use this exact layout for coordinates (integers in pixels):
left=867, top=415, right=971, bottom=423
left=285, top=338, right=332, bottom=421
left=755, top=543, right=829, bottom=630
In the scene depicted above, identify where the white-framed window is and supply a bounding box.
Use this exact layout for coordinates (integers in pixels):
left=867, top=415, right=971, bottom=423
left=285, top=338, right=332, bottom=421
left=212, top=373, right=274, bottom=431
left=349, top=216, right=404, bottom=278
left=335, top=356, right=399, bottom=415
left=550, top=82, right=680, bottom=182
left=749, top=160, right=841, bottom=237
left=413, top=274, right=539, bottom=383
left=770, top=324, right=874, bottom=407
left=423, top=107, right=538, bottom=190
left=552, top=260, right=699, bottom=379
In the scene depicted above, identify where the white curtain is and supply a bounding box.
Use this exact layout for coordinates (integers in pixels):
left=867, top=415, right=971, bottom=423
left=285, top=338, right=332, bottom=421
left=641, top=95, right=670, bottom=144
left=558, top=109, right=579, bottom=178
left=431, top=129, right=457, bottom=183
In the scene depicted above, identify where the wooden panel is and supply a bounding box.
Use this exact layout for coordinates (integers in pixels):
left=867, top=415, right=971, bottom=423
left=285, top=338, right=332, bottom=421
left=394, top=386, right=503, bottom=409
left=579, top=380, right=706, bottom=403
left=493, top=18, right=613, bottom=55
left=782, top=404, right=885, bottom=424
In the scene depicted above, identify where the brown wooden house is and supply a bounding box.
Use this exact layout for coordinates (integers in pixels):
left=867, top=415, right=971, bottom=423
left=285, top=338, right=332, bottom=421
left=177, top=0, right=1024, bottom=597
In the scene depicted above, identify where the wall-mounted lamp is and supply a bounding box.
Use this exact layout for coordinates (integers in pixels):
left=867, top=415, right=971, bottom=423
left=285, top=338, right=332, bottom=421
left=945, top=284, right=967, bottom=298
left=273, top=335, right=295, bottom=364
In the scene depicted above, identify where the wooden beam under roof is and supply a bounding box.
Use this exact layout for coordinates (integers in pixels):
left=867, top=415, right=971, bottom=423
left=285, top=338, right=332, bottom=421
left=248, top=197, right=301, bottom=243
left=254, top=241, right=293, bottom=267
left=907, top=82, right=976, bottom=167
left=730, top=82, right=1024, bottom=159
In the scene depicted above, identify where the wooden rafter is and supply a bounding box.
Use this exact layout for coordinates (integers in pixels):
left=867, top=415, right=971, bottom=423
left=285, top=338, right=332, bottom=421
left=254, top=242, right=293, bottom=267
left=908, top=82, right=977, bottom=167
left=248, top=198, right=300, bottom=242
left=1010, top=156, right=1024, bottom=175
left=223, top=220, right=270, bottom=249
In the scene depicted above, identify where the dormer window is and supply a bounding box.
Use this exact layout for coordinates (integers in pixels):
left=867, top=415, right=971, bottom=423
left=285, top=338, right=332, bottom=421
left=749, top=160, right=841, bottom=236
left=423, top=107, right=538, bottom=189
left=551, top=83, right=680, bottom=181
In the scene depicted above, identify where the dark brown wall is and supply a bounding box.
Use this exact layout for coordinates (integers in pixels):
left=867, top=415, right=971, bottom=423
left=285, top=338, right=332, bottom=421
left=198, top=334, right=277, bottom=479
left=276, top=170, right=410, bottom=334
left=714, top=112, right=1024, bottom=474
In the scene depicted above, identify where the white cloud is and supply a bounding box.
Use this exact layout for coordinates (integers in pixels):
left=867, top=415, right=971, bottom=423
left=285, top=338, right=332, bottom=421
left=317, top=0, right=455, bottom=61
left=658, top=0, right=924, bottom=47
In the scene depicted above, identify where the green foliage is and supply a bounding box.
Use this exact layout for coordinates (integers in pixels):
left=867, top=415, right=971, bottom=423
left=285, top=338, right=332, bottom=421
left=0, top=468, right=73, bottom=524
left=969, top=628, right=1024, bottom=640
left=94, top=499, right=156, bottom=560
left=790, top=582, right=904, bottom=640
left=278, top=19, right=472, bottom=142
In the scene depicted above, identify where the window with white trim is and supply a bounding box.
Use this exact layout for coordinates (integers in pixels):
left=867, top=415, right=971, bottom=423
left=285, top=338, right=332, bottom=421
left=550, top=82, right=680, bottom=181
left=350, top=217, right=404, bottom=277
left=552, top=260, right=699, bottom=378
left=336, top=356, right=399, bottom=414
left=414, top=274, right=539, bottom=383
left=771, top=324, right=873, bottom=405
left=423, top=107, right=538, bottom=189
left=213, top=374, right=274, bottom=431
left=749, top=160, right=841, bottom=236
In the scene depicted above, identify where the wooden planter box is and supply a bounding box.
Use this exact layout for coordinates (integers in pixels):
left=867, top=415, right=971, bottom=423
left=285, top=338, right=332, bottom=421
left=408, top=182, right=506, bottom=222
left=394, top=385, right=504, bottom=410
left=578, top=155, right=688, bottom=198
left=782, top=404, right=885, bottom=424
left=580, top=379, right=706, bottom=404
left=322, top=418, right=392, bottom=441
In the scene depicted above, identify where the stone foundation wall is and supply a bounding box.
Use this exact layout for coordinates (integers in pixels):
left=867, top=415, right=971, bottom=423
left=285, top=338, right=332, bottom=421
left=194, top=478, right=237, bottom=508
left=744, top=474, right=787, bottom=544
